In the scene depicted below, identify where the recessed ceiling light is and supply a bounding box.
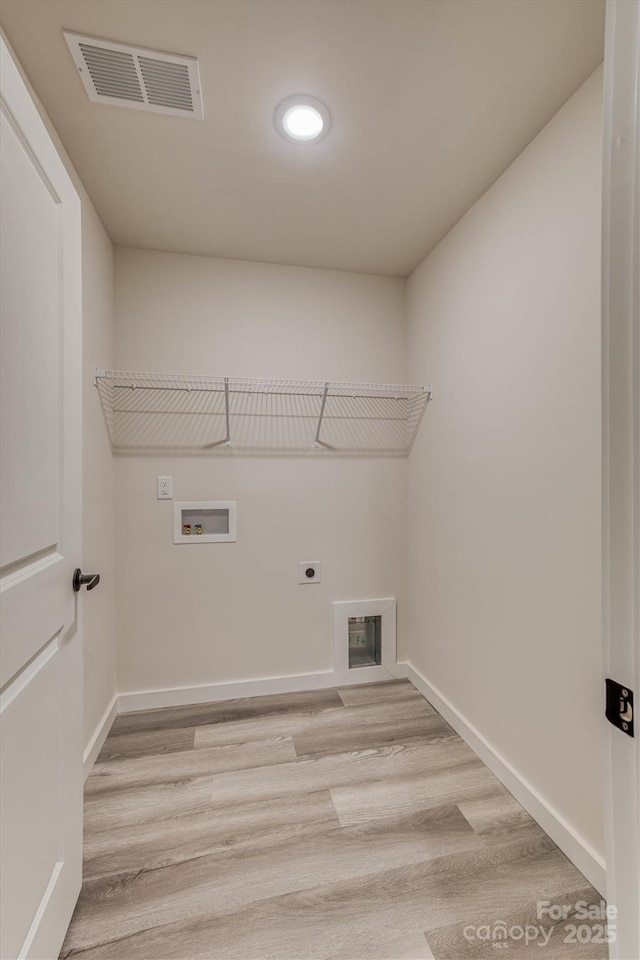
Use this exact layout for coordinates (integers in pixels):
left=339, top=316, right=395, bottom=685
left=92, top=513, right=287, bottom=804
left=275, top=95, right=331, bottom=143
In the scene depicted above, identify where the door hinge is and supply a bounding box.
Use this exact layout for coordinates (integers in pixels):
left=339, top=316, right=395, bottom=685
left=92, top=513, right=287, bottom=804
left=605, top=679, right=634, bottom=737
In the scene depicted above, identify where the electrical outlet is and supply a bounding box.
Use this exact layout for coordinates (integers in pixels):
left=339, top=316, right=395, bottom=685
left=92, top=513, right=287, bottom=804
left=298, top=561, right=321, bottom=584
left=157, top=476, right=173, bottom=499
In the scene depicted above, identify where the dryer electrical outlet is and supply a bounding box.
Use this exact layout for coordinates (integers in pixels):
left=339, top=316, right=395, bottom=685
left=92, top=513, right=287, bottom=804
left=298, top=562, right=321, bottom=584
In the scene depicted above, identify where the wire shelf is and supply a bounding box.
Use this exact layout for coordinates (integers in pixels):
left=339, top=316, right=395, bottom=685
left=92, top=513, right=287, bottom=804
left=94, top=370, right=432, bottom=455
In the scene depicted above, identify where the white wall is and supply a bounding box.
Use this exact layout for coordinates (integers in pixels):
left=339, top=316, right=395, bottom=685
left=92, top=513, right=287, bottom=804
left=114, top=250, right=406, bottom=695
left=405, top=69, right=603, bottom=857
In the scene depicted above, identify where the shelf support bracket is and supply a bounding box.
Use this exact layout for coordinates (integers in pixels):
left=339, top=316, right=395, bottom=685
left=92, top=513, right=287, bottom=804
left=224, top=377, right=231, bottom=446
left=313, top=383, right=329, bottom=447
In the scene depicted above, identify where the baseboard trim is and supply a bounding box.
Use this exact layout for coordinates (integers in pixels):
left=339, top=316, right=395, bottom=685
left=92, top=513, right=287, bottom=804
left=83, top=693, right=118, bottom=779
left=117, top=667, right=397, bottom=714
left=396, top=661, right=606, bottom=896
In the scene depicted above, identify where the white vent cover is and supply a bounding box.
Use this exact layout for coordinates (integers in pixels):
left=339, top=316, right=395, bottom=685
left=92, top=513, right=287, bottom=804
left=64, top=32, right=203, bottom=119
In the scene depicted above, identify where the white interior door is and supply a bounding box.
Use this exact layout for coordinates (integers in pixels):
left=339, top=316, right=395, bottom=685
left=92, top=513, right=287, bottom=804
left=0, top=37, right=83, bottom=960
left=601, top=2, right=640, bottom=958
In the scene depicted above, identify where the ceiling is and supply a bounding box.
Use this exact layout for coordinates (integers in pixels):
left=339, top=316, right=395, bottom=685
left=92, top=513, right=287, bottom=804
left=1, top=0, right=605, bottom=277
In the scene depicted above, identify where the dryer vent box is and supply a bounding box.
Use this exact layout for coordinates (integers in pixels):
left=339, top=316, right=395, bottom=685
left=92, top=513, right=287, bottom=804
left=332, top=598, right=396, bottom=684
left=173, top=502, right=236, bottom=543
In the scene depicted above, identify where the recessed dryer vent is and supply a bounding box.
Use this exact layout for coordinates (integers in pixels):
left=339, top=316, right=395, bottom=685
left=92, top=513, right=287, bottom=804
left=64, top=32, right=203, bottom=119
left=333, top=599, right=396, bottom=685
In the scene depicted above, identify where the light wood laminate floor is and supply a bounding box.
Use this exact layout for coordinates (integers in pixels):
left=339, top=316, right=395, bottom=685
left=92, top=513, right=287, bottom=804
left=61, top=680, right=606, bottom=960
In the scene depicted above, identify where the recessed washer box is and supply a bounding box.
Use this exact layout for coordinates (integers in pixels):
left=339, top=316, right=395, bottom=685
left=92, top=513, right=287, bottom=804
left=173, top=501, right=237, bottom=543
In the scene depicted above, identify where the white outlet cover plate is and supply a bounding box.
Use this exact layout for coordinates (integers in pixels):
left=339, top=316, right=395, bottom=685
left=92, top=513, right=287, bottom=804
left=298, top=561, right=321, bottom=584
left=157, top=476, right=173, bottom=499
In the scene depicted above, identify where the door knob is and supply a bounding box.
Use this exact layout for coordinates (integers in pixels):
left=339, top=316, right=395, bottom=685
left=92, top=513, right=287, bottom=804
left=73, top=568, right=100, bottom=592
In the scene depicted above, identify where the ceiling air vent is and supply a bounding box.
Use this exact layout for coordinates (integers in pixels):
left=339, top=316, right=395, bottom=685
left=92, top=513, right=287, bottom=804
left=63, top=32, right=203, bottom=119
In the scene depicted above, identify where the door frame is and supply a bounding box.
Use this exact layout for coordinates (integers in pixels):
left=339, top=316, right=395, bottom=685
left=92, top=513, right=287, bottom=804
left=601, top=2, right=640, bottom=957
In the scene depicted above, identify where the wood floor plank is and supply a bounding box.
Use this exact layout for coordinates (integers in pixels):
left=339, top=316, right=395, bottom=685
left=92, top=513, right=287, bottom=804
left=83, top=777, right=216, bottom=834
left=457, top=791, right=544, bottom=843
left=193, top=696, right=436, bottom=751
left=96, top=726, right=196, bottom=763
left=293, top=711, right=457, bottom=758
left=83, top=790, right=340, bottom=880
left=338, top=679, right=425, bottom=707
left=330, top=765, right=501, bottom=826
left=85, top=738, right=297, bottom=795
left=111, top=688, right=344, bottom=735
left=331, top=931, right=434, bottom=960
